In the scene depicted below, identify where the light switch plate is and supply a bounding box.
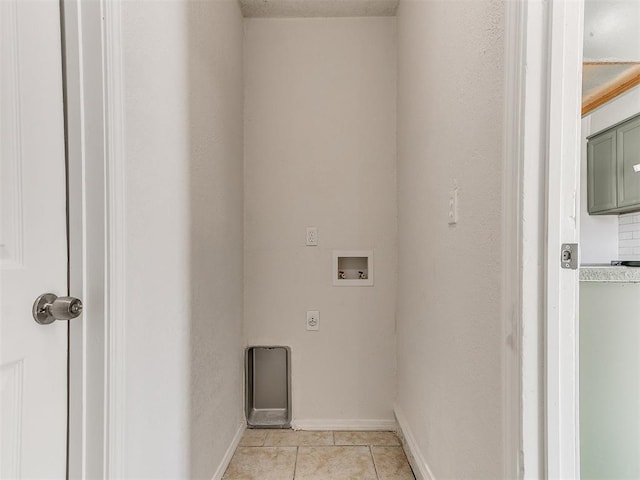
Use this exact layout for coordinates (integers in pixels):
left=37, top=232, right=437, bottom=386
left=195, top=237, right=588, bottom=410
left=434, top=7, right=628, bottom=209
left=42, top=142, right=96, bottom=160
left=448, top=189, right=458, bottom=225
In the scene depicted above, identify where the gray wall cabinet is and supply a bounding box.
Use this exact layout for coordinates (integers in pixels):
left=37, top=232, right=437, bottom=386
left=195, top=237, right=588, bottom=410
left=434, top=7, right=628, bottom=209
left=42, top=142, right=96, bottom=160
left=588, top=113, right=640, bottom=215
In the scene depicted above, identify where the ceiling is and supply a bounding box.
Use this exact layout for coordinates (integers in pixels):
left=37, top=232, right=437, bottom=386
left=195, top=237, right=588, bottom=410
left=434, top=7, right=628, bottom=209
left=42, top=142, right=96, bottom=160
left=582, top=0, right=640, bottom=113
left=239, top=0, right=399, bottom=18
left=584, top=0, right=640, bottom=61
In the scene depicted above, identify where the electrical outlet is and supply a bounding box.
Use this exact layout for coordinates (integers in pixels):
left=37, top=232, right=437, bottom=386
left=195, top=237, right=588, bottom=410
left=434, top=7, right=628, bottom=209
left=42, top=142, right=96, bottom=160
left=306, top=310, right=319, bottom=331
left=306, top=226, right=318, bottom=246
left=448, top=189, right=458, bottom=225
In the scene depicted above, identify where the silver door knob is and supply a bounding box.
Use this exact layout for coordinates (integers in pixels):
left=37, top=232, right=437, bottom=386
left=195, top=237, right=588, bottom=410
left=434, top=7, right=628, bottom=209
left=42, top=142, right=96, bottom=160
left=32, top=293, right=83, bottom=325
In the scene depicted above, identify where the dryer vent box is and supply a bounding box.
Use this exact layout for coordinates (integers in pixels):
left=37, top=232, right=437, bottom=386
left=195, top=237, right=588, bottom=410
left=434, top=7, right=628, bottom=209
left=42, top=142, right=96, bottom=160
left=245, top=346, right=291, bottom=429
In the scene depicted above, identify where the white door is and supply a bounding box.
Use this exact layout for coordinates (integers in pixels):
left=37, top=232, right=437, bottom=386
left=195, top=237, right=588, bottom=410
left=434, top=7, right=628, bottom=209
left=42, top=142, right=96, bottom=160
left=1, top=0, right=69, bottom=478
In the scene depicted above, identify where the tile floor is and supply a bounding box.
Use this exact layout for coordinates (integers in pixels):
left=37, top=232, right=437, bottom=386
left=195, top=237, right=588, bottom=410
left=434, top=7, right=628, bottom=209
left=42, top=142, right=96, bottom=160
left=223, top=430, right=415, bottom=480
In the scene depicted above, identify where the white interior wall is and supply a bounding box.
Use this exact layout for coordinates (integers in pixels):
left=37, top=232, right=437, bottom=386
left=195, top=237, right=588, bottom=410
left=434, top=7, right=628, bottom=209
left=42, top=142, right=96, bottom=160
left=243, top=17, right=398, bottom=427
left=580, top=85, right=640, bottom=264
left=395, top=0, right=505, bottom=477
left=122, top=1, right=245, bottom=477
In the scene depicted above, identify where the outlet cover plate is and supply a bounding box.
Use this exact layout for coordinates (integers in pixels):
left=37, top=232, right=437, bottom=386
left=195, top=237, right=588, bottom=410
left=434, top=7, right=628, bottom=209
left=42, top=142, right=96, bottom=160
left=306, top=227, right=318, bottom=246
left=306, top=310, right=319, bottom=331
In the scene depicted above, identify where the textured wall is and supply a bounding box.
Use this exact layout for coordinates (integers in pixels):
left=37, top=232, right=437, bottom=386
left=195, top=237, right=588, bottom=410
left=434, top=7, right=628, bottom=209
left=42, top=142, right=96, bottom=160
left=243, top=17, right=398, bottom=427
left=122, top=1, right=244, bottom=477
left=395, top=0, right=505, bottom=477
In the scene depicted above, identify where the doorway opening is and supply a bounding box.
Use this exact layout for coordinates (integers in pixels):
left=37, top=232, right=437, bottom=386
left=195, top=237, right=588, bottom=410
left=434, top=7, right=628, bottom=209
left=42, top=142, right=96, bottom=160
left=578, top=1, right=640, bottom=477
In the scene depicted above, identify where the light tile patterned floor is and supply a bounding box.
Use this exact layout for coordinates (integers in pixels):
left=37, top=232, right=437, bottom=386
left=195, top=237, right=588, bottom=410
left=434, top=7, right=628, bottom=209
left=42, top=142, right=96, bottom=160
left=223, top=430, right=415, bottom=480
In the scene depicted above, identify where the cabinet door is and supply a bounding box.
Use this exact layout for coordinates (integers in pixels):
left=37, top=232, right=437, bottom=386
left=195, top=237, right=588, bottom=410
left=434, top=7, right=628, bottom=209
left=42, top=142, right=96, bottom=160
left=588, top=129, right=617, bottom=213
left=617, top=116, right=640, bottom=208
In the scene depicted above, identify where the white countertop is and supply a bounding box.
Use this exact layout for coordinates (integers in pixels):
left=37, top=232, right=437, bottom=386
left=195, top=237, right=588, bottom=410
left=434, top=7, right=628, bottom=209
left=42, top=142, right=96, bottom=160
left=580, top=265, right=640, bottom=282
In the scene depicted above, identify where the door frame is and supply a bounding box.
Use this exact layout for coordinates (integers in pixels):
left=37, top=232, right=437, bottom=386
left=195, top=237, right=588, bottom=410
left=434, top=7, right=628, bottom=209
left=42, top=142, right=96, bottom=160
left=543, top=1, right=583, bottom=477
left=507, top=0, right=584, bottom=477
left=64, top=0, right=585, bottom=477
left=63, top=0, right=126, bottom=477
left=103, top=1, right=127, bottom=475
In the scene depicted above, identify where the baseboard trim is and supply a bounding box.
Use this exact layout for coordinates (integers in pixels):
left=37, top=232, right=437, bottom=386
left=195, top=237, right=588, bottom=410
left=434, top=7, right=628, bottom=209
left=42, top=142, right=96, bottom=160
left=291, top=419, right=397, bottom=431
left=212, top=421, right=246, bottom=480
left=394, top=405, right=436, bottom=480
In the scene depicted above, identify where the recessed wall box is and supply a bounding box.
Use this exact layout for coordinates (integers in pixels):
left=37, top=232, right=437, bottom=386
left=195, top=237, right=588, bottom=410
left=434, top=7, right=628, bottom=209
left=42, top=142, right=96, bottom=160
left=245, top=346, right=291, bottom=428
left=332, top=250, right=373, bottom=286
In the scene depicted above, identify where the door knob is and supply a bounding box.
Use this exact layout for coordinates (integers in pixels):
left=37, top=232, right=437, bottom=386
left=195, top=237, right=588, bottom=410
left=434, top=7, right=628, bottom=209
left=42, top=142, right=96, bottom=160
left=32, top=293, right=83, bottom=325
